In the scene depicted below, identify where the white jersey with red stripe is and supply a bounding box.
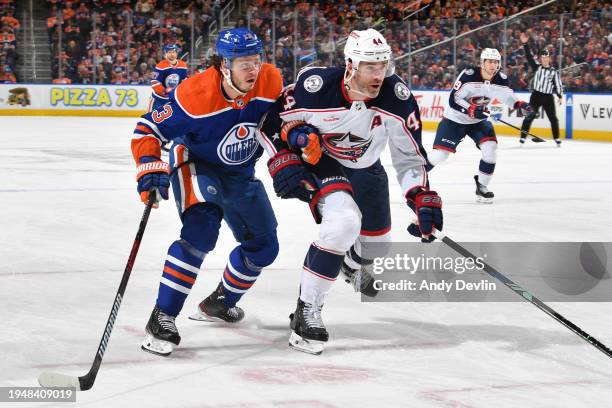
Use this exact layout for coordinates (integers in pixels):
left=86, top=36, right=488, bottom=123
left=260, top=66, right=430, bottom=196
left=444, top=66, right=518, bottom=125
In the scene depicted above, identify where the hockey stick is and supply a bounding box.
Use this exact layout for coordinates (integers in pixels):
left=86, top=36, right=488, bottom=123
left=560, top=62, right=588, bottom=79
left=487, top=113, right=546, bottom=143
left=434, top=231, right=612, bottom=359
left=38, top=191, right=157, bottom=390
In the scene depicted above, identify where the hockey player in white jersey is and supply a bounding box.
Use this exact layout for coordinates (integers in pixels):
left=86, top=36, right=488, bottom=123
left=428, top=48, right=534, bottom=203
left=259, top=29, right=443, bottom=354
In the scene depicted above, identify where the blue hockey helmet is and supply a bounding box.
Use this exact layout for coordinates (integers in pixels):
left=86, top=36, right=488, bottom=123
left=215, top=28, right=263, bottom=60
left=163, top=43, right=180, bottom=54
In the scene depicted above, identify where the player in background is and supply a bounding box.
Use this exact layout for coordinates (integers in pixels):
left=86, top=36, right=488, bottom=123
left=148, top=43, right=189, bottom=112
left=132, top=28, right=283, bottom=356
left=259, top=29, right=443, bottom=354
left=427, top=48, right=534, bottom=203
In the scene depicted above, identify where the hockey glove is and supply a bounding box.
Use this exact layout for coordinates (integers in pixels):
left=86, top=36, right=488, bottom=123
left=514, top=101, right=534, bottom=118
left=267, top=149, right=316, bottom=202
left=280, top=120, right=323, bottom=165
left=406, top=189, right=443, bottom=242
left=136, top=156, right=170, bottom=208
left=467, top=104, right=489, bottom=120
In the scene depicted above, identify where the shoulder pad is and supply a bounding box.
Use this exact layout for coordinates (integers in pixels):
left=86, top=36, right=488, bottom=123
left=458, top=67, right=482, bottom=81
left=156, top=60, right=171, bottom=70
left=296, top=66, right=326, bottom=82
left=173, top=69, right=228, bottom=117
left=252, top=63, right=283, bottom=101
left=295, top=67, right=342, bottom=94
left=493, top=71, right=509, bottom=85
left=372, top=75, right=418, bottom=116
left=378, top=74, right=411, bottom=101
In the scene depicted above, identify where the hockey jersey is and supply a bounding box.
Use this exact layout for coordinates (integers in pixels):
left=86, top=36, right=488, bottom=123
left=132, top=64, right=283, bottom=174
left=260, top=67, right=429, bottom=196
left=150, top=59, right=189, bottom=100
left=444, top=66, right=518, bottom=125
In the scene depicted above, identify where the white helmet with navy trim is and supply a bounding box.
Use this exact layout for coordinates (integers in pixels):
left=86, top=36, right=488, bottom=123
left=480, top=48, right=501, bottom=62
left=344, top=29, right=392, bottom=68
left=343, top=28, right=395, bottom=87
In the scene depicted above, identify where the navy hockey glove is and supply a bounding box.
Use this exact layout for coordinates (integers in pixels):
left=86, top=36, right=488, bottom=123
left=267, top=149, right=316, bottom=202
left=136, top=156, right=170, bottom=208
left=280, top=120, right=323, bottom=165
left=467, top=104, right=489, bottom=120
left=406, top=189, right=443, bottom=242
left=514, top=101, right=534, bottom=118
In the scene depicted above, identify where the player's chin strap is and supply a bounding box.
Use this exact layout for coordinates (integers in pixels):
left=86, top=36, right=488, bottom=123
left=221, top=66, right=249, bottom=97
left=343, top=60, right=395, bottom=101
left=343, top=67, right=373, bottom=101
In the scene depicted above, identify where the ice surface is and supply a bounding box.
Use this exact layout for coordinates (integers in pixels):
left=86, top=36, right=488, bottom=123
left=1, top=116, right=611, bottom=407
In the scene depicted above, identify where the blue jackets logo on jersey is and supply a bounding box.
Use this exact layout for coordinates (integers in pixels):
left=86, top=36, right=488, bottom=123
left=469, top=96, right=491, bottom=106
left=322, top=132, right=373, bottom=162
left=217, top=123, right=259, bottom=165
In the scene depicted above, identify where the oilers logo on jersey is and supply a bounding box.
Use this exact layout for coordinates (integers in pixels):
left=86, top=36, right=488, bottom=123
left=321, top=132, right=373, bottom=162
left=217, top=123, right=260, bottom=165
left=165, top=73, right=181, bottom=89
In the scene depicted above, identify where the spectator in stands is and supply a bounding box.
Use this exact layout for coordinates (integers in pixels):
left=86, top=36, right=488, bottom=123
left=129, top=70, right=144, bottom=84
left=1, top=10, right=19, bottom=32
left=0, top=63, right=15, bottom=83
left=52, top=75, right=71, bottom=84
left=35, top=0, right=609, bottom=93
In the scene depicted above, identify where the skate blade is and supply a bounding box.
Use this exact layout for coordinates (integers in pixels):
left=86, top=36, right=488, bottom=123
left=288, top=331, right=325, bottom=355
left=141, top=334, right=174, bottom=357
left=475, top=196, right=494, bottom=204
left=188, top=310, right=220, bottom=322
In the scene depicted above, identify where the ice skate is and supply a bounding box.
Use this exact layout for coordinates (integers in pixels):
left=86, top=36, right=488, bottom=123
left=340, top=261, right=379, bottom=298
left=474, top=175, right=494, bottom=204
left=555, top=139, right=562, bottom=148
left=288, top=298, right=328, bottom=355
left=141, top=305, right=181, bottom=356
left=189, top=282, right=245, bottom=323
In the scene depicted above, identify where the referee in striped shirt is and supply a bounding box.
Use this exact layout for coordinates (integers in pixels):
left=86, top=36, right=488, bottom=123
left=519, top=32, right=563, bottom=147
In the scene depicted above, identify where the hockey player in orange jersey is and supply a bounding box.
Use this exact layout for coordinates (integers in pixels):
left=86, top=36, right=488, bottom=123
left=148, top=43, right=189, bottom=112
left=131, top=28, right=283, bottom=356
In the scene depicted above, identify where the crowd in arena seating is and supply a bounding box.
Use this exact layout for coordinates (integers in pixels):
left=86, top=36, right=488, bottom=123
left=0, top=0, right=18, bottom=83
left=46, top=0, right=221, bottom=84
left=24, top=0, right=612, bottom=93
left=246, top=0, right=610, bottom=92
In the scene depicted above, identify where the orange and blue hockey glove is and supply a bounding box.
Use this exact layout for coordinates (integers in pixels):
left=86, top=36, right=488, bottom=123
left=280, top=120, right=323, bottom=165
left=136, top=156, right=170, bottom=208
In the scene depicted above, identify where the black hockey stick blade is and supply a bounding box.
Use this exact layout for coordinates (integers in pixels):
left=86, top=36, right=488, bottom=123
left=526, top=132, right=546, bottom=143
left=487, top=113, right=546, bottom=142
left=38, top=192, right=157, bottom=390
left=434, top=230, right=612, bottom=359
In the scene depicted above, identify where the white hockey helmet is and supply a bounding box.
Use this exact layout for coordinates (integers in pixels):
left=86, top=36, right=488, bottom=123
left=344, top=29, right=392, bottom=69
left=480, top=48, right=501, bottom=63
